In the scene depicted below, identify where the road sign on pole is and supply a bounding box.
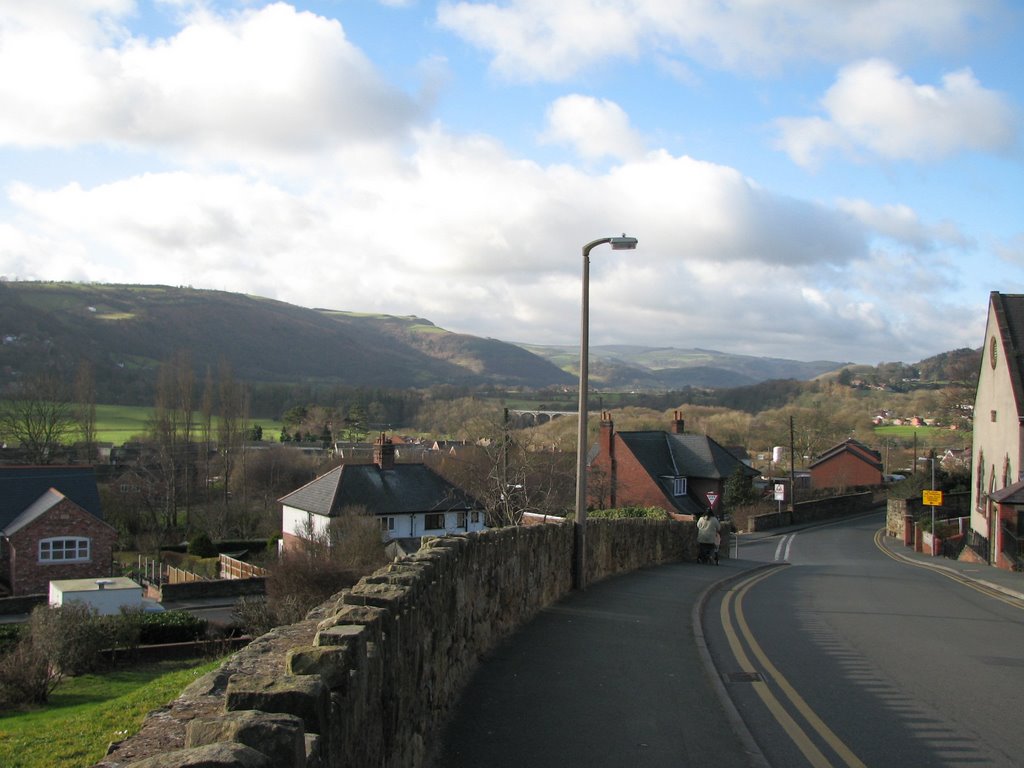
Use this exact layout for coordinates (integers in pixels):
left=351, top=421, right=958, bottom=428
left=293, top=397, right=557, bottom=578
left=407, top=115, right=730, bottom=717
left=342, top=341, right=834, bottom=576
left=922, top=490, right=943, bottom=506
left=705, top=492, right=719, bottom=509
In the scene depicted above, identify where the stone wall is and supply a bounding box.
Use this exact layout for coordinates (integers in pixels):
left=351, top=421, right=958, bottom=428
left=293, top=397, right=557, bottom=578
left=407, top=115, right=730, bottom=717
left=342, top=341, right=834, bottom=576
left=96, top=517, right=694, bottom=768
left=886, top=491, right=972, bottom=540
left=749, top=491, right=876, bottom=531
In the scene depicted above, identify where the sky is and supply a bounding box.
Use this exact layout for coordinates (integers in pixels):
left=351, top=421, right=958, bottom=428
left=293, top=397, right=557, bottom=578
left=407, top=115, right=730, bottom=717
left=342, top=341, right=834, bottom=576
left=0, top=1, right=1021, bottom=366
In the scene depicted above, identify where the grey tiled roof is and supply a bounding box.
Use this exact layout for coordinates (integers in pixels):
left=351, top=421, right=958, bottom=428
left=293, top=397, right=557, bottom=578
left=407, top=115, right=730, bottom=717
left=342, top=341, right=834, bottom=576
left=0, top=466, right=103, bottom=531
left=991, top=292, right=1024, bottom=418
left=615, top=431, right=757, bottom=515
left=618, top=431, right=757, bottom=481
left=279, top=463, right=481, bottom=517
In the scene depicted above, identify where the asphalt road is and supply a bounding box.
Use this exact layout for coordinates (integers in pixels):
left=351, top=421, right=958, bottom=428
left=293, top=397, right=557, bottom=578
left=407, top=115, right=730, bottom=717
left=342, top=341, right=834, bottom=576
left=432, top=557, right=763, bottom=768
left=703, top=511, right=1024, bottom=767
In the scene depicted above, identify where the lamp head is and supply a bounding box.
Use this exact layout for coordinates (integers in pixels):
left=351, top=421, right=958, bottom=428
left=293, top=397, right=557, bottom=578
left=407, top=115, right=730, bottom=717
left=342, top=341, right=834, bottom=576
left=610, top=234, right=638, bottom=250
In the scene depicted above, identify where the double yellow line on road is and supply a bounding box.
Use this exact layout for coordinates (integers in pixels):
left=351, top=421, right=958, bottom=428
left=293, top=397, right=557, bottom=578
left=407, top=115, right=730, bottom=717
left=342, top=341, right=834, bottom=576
left=719, top=567, right=867, bottom=768
left=873, top=528, right=1024, bottom=610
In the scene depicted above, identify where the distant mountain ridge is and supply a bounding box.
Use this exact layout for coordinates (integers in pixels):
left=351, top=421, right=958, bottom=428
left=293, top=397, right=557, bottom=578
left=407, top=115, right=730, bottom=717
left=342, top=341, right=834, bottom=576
left=517, top=343, right=846, bottom=389
left=0, top=282, right=845, bottom=398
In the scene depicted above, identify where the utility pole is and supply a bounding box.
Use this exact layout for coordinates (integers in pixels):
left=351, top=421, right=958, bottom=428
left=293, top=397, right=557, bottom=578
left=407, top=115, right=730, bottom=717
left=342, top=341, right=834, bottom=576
left=789, top=415, right=796, bottom=513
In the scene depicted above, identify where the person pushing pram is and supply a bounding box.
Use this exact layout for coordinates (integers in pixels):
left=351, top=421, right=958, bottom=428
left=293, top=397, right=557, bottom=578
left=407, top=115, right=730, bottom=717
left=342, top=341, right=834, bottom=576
left=696, top=508, right=721, bottom=564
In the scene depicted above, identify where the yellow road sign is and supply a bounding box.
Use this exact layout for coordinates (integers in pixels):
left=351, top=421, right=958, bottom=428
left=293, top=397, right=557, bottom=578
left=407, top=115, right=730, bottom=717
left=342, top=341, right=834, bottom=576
left=922, top=490, right=943, bottom=506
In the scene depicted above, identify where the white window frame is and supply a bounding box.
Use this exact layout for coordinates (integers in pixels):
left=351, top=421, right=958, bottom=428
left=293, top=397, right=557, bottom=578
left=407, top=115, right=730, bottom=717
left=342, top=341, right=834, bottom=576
left=379, top=516, right=395, bottom=532
left=39, top=537, right=91, bottom=563
left=424, top=512, right=445, bottom=531
left=672, top=477, right=687, bottom=496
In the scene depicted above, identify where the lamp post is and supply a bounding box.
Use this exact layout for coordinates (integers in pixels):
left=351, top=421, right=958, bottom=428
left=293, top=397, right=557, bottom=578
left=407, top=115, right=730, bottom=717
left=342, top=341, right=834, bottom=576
left=919, top=455, right=937, bottom=556
left=575, top=234, right=638, bottom=589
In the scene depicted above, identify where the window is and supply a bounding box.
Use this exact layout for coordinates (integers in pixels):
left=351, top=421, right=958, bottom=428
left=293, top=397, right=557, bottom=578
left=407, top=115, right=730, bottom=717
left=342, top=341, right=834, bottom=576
left=672, top=477, right=687, bottom=496
left=424, top=513, right=445, bottom=530
left=39, top=537, right=90, bottom=563
left=471, top=511, right=480, bottom=524
left=379, top=517, right=395, bottom=532
left=991, top=410, right=998, bottom=422
left=457, top=512, right=467, bottom=528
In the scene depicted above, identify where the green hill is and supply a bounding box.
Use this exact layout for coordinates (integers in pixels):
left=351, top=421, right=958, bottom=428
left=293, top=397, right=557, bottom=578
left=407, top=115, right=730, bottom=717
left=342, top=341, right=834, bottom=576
left=0, top=282, right=574, bottom=399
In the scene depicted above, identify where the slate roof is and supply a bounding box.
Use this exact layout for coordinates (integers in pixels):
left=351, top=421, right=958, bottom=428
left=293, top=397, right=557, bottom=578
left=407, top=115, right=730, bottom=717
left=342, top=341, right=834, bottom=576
left=0, top=466, right=103, bottom=532
left=990, top=292, right=1024, bottom=418
left=618, top=431, right=758, bottom=481
left=614, top=431, right=758, bottom=515
left=991, top=479, right=1024, bottom=504
left=279, top=463, right=482, bottom=517
left=808, top=438, right=882, bottom=470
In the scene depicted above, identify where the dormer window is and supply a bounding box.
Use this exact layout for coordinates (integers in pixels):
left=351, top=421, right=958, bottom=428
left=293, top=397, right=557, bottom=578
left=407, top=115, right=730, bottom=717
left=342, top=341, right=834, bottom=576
left=672, top=477, right=687, bottom=496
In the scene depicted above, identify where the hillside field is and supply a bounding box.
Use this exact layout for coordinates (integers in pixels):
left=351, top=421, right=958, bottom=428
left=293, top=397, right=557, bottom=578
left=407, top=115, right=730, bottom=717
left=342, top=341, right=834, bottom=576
left=92, top=404, right=283, bottom=445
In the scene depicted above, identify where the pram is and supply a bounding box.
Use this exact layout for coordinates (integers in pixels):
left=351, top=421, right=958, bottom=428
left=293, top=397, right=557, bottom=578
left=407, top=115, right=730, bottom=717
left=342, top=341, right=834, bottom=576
left=697, top=541, right=719, bottom=565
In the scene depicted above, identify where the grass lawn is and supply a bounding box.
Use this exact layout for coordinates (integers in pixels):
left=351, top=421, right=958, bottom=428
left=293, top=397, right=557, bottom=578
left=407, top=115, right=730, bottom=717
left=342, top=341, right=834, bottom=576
left=93, top=403, right=282, bottom=445
left=0, top=656, right=225, bottom=768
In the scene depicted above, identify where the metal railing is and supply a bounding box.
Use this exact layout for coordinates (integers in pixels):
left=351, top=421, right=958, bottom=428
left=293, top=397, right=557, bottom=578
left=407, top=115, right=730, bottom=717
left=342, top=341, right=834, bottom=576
left=1000, top=523, right=1024, bottom=572
left=966, top=529, right=989, bottom=563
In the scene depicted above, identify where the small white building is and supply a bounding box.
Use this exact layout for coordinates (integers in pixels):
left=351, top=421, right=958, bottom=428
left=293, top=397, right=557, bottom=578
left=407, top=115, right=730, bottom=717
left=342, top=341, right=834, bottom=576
left=49, top=576, right=143, bottom=616
left=279, top=433, right=486, bottom=553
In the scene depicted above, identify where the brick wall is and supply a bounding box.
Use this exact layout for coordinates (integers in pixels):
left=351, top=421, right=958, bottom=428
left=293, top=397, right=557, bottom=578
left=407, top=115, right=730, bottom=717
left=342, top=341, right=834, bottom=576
left=6, top=498, right=116, bottom=596
left=591, top=430, right=670, bottom=511
left=96, top=517, right=696, bottom=768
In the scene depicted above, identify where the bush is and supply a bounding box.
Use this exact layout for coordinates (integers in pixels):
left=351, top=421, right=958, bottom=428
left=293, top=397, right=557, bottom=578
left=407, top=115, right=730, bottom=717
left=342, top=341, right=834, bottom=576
left=589, top=506, right=668, bottom=519
left=28, top=603, right=107, bottom=676
left=188, top=532, right=218, bottom=558
left=139, top=610, right=208, bottom=645
left=0, top=623, right=24, bottom=655
left=232, top=596, right=277, bottom=639
left=0, top=637, right=54, bottom=708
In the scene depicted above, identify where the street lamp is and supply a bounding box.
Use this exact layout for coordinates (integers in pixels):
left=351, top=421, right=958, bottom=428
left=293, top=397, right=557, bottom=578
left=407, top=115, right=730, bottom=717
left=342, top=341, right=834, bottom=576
left=575, top=234, right=638, bottom=589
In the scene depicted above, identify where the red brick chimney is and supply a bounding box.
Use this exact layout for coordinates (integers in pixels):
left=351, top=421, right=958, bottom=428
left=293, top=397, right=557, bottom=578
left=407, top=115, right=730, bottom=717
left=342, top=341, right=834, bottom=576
left=671, top=410, right=685, bottom=434
left=374, top=432, right=395, bottom=470
left=600, top=411, right=616, bottom=508
left=600, top=411, right=615, bottom=458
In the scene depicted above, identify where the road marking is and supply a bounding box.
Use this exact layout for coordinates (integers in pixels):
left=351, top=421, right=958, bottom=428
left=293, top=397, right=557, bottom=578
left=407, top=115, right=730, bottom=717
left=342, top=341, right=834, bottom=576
left=774, top=533, right=795, bottom=562
left=720, top=567, right=867, bottom=768
left=873, top=529, right=1024, bottom=610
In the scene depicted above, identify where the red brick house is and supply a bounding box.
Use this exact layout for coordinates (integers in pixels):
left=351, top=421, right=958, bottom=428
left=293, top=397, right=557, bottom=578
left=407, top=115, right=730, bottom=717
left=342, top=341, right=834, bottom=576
left=0, top=466, right=117, bottom=596
left=808, top=438, right=884, bottom=490
left=589, top=411, right=758, bottom=519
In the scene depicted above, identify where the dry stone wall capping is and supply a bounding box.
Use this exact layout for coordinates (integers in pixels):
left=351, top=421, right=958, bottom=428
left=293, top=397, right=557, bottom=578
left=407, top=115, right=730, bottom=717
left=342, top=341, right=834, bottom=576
left=97, top=518, right=694, bottom=768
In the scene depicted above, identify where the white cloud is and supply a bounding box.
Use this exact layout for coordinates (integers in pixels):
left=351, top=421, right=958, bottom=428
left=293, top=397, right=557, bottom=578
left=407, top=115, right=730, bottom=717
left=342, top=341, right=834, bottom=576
left=438, top=0, right=995, bottom=81
left=775, top=60, right=1019, bottom=166
left=836, top=199, right=970, bottom=250
left=0, top=3, right=421, bottom=159
left=6, top=126, right=943, bottom=362
left=540, top=95, right=646, bottom=161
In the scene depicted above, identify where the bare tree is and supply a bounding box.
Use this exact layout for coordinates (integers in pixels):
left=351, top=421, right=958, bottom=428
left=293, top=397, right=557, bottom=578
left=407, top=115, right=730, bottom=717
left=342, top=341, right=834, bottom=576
left=0, top=374, right=75, bottom=464
left=74, top=361, right=97, bottom=463
left=149, top=351, right=195, bottom=531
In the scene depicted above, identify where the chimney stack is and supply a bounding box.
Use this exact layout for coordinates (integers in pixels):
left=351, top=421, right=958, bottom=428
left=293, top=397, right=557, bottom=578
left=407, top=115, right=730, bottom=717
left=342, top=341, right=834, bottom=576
left=374, top=432, right=395, bottom=470
left=671, top=410, right=685, bottom=434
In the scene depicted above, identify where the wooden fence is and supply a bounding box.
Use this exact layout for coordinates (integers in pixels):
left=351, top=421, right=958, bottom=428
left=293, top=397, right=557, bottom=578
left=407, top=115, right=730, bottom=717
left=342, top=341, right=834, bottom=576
left=219, top=554, right=267, bottom=580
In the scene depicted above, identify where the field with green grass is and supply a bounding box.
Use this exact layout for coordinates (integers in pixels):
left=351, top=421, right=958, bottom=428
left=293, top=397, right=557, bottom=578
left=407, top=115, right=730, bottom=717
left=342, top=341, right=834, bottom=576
left=93, top=404, right=282, bottom=445
left=0, top=656, right=225, bottom=768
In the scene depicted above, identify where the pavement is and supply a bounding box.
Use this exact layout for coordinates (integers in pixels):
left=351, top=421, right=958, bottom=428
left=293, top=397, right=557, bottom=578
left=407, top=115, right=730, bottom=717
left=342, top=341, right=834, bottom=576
left=431, top=523, right=1023, bottom=768
left=874, top=530, right=1024, bottom=601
